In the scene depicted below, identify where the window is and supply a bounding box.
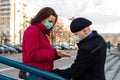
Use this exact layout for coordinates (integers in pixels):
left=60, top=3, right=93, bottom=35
left=0, top=8, right=10, bottom=11
left=0, top=3, right=10, bottom=7
left=0, top=0, right=10, bottom=3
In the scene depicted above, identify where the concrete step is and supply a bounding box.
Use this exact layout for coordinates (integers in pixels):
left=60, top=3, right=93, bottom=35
left=55, top=51, right=120, bottom=80
left=106, top=55, right=115, bottom=63
left=114, top=67, right=120, bottom=80
left=105, top=59, right=120, bottom=80
left=58, top=55, right=116, bottom=70
left=105, top=57, right=119, bottom=72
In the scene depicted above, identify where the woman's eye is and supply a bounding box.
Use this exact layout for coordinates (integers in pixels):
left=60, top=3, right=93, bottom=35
left=75, top=34, right=77, bottom=35
left=48, top=21, right=52, bottom=23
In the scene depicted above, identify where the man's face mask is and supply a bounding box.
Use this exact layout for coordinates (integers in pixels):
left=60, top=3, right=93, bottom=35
left=73, top=35, right=82, bottom=43
left=44, top=21, right=53, bottom=29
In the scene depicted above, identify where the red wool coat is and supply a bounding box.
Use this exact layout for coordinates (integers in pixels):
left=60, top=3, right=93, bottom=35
left=22, top=23, right=57, bottom=71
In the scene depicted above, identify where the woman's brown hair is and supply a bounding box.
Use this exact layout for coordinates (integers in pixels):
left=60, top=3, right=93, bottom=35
left=30, top=7, right=58, bottom=25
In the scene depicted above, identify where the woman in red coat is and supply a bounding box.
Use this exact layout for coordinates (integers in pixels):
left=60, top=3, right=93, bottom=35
left=22, top=7, right=71, bottom=80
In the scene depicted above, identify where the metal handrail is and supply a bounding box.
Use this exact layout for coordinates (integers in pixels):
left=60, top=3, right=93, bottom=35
left=0, top=56, right=66, bottom=80
left=0, top=74, right=16, bottom=80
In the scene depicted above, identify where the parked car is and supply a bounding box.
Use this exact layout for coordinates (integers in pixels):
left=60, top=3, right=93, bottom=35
left=13, top=45, right=22, bottom=53
left=52, top=45, right=62, bottom=50
left=69, top=45, right=77, bottom=50
left=0, top=46, right=5, bottom=53
left=0, top=45, right=15, bottom=53
left=7, top=45, right=17, bottom=53
left=7, top=45, right=22, bottom=53
left=60, top=44, right=72, bottom=50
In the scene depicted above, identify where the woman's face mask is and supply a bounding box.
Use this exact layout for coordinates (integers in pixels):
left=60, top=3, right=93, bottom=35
left=44, top=21, right=53, bottom=29
left=73, top=35, right=82, bottom=43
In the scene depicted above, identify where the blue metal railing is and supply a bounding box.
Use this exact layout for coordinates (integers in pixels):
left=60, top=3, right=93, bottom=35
left=0, top=74, right=16, bottom=80
left=0, top=56, right=66, bottom=80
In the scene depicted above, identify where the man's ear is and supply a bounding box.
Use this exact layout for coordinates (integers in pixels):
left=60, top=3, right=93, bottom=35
left=82, top=28, right=87, bottom=34
left=83, top=27, right=89, bottom=34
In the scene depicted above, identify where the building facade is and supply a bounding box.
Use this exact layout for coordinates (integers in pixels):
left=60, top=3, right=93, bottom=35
left=0, top=0, right=75, bottom=46
left=0, top=0, right=29, bottom=45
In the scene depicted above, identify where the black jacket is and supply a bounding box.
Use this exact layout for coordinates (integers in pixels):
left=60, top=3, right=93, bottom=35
left=52, top=31, right=107, bottom=80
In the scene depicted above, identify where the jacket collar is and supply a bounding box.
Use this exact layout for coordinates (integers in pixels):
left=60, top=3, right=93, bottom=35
left=36, top=23, right=50, bottom=36
left=77, top=31, right=98, bottom=47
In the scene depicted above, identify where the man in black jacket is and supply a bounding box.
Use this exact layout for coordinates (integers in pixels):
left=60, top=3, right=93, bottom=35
left=52, top=17, right=107, bottom=80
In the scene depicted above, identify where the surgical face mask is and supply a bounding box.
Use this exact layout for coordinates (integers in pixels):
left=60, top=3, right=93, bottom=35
left=73, top=35, right=81, bottom=43
left=44, top=21, right=53, bottom=29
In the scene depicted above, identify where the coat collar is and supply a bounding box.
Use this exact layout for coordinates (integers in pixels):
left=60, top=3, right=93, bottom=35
left=36, top=23, right=50, bottom=36
left=77, top=31, right=98, bottom=47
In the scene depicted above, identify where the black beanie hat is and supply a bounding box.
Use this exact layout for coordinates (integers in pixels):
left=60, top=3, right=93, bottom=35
left=70, top=17, right=92, bottom=33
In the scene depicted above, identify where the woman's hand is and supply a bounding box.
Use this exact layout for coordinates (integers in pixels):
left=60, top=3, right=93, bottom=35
left=56, top=50, right=71, bottom=57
